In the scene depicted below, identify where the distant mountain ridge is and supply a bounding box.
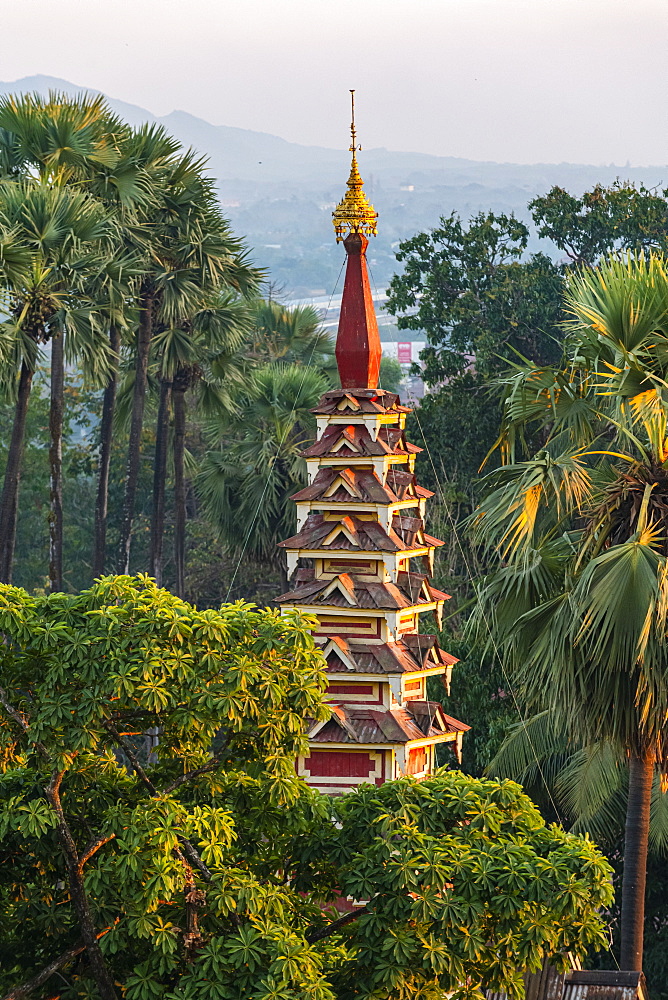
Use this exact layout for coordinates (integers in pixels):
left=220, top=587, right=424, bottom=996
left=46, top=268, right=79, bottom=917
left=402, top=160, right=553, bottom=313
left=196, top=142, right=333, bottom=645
left=3, top=75, right=666, bottom=188
left=0, top=74, right=459, bottom=185
left=1, top=75, right=666, bottom=296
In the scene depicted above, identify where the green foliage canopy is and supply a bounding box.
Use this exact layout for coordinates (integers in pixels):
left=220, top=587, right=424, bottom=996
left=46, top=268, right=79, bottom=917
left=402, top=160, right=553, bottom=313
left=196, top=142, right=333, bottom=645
left=530, top=181, right=668, bottom=266
left=0, top=576, right=613, bottom=1000
left=386, top=211, right=564, bottom=385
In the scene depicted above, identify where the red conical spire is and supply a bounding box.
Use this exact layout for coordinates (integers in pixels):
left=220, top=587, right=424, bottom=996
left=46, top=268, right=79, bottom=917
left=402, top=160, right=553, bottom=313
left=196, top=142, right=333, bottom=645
left=332, top=91, right=381, bottom=390
left=335, top=233, right=381, bottom=389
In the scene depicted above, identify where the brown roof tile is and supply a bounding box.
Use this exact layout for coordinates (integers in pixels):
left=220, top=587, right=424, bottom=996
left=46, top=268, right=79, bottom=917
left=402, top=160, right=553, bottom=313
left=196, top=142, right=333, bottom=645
left=322, top=637, right=418, bottom=674
left=302, top=424, right=393, bottom=459
left=320, top=635, right=457, bottom=676
left=402, top=634, right=458, bottom=669
left=280, top=512, right=391, bottom=552
left=397, top=571, right=451, bottom=603
left=290, top=467, right=399, bottom=505
left=276, top=572, right=446, bottom=610
left=311, top=388, right=411, bottom=416
left=408, top=701, right=471, bottom=736
left=309, top=701, right=467, bottom=746
left=392, top=514, right=445, bottom=548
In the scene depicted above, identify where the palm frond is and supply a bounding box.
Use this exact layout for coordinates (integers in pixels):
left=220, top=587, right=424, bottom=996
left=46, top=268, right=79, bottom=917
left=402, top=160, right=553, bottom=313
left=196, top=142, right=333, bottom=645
left=471, top=446, right=592, bottom=556
left=487, top=711, right=569, bottom=787
left=564, top=252, right=668, bottom=355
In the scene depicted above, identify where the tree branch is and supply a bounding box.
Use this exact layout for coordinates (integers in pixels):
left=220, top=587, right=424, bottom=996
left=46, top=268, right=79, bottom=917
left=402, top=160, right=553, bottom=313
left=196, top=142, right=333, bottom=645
left=104, top=722, right=213, bottom=883
left=305, top=904, right=370, bottom=944
left=0, top=690, right=117, bottom=996
left=1, top=926, right=115, bottom=1000
left=163, top=754, right=225, bottom=795
left=44, top=771, right=118, bottom=1000
left=176, top=835, right=213, bottom=884
left=104, top=722, right=159, bottom=794
left=0, top=685, right=48, bottom=757
left=79, top=833, right=116, bottom=870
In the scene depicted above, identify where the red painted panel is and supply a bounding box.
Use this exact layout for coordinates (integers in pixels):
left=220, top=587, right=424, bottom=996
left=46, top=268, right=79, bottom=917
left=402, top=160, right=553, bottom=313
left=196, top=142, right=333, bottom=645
left=329, top=684, right=374, bottom=695
left=306, top=751, right=375, bottom=778
left=407, top=747, right=427, bottom=774
left=314, top=616, right=382, bottom=638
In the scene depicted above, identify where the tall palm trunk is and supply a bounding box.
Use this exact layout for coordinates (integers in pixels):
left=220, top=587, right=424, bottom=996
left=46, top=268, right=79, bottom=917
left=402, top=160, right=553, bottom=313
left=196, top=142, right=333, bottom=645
left=173, top=380, right=187, bottom=599
left=620, top=747, right=655, bottom=970
left=0, top=361, right=35, bottom=583
left=149, top=377, right=173, bottom=587
left=92, top=325, right=121, bottom=579
left=118, top=290, right=154, bottom=574
left=48, top=331, right=65, bottom=592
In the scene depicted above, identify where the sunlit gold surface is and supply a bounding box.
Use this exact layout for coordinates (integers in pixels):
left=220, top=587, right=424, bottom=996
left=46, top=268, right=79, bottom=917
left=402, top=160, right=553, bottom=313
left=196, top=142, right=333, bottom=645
left=332, top=91, right=378, bottom=242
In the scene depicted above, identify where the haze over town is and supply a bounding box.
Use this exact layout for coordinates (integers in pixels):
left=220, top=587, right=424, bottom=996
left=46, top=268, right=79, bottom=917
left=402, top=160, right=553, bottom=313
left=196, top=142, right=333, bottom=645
left=3, top=0, right=667, bottom=167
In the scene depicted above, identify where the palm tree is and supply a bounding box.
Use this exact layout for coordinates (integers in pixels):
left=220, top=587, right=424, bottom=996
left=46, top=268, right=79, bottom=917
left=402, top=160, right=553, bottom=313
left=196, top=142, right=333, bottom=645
left=250, top=298, right=336, bottom=377
left=84, top=123, right=181, bottom=578
left=469, top=252, right=668, bottom=971
left=487, top=713, right=668, bottom=857
left=0, top=91, right=129, bottom=589
left=0, top=179, right=110, bottom=585
left=0, top=90, right=121, bottom=184
left=116, top=152, right=260, bottom=574
left=147, top=295, right=251, bottom=593
left=197, top=363, right=328, bottom=593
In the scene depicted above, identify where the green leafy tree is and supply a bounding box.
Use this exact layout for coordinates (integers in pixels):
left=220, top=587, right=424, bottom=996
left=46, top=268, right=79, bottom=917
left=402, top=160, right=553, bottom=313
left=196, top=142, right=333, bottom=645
left=429, top=635, right=515, bottom=778
left=387, top=211, right=564, bottom=385
left=530, top=181, right=668, bottom=266
left=0, top=576, right=613, bottom=999
left=378, top=355, right=403, bottom=393
left=469, top=252, right=668, bottom=971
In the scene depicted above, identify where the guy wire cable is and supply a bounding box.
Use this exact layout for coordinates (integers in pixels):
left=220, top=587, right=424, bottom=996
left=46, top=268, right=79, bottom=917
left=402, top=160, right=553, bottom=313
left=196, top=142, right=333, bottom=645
left=224, top=258, right=347, bottom=602
left=369, top=258, right=621, bottom=969
left=366, top=258, right=566, bottom=826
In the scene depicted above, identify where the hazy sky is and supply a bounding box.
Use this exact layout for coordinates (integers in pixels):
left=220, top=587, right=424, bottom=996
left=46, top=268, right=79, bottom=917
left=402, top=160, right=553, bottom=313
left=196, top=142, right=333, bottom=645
left=3, top=0, right=667, bottom=165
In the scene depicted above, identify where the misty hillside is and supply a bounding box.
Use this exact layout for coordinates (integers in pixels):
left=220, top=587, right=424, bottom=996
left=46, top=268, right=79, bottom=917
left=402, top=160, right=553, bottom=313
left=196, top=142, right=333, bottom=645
left=2, top=75, right=667, bottom=296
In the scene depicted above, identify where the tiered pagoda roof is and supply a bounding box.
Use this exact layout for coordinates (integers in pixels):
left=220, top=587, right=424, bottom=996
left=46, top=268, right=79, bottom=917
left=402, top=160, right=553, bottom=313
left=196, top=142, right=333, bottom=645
left=302, top=424, right=421, bottom=459
left=320, top=634, right=457, bottom=677
left=280, top=511, right=442, bottom=555
left=291, top=467, right=433, bottom=506
left=277, top=570, right=448, bottom=612
left=276, top=94, right=468, bottom=792
left=312, top=388, right=410, bottom=416
left=310, top=701, right=465, bottom=746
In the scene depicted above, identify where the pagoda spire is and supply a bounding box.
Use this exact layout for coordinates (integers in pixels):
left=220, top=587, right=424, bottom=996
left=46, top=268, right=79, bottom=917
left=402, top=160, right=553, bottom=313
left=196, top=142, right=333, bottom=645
left=275, top=97, right=469, bottom=796
left=332, top=92, right=381, bottom=391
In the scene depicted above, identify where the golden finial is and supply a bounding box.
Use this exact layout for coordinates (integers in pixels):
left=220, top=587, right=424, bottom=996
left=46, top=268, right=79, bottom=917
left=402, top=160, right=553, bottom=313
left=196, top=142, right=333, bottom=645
left=332, top=90, right=378, bottom=243
left=350, top=88, right=358, bottom=154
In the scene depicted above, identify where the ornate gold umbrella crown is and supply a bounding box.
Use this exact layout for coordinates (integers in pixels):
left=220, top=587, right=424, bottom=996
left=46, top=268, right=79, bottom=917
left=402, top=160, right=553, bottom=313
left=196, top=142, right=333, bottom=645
left=332, top=90, right=378, bottom=243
